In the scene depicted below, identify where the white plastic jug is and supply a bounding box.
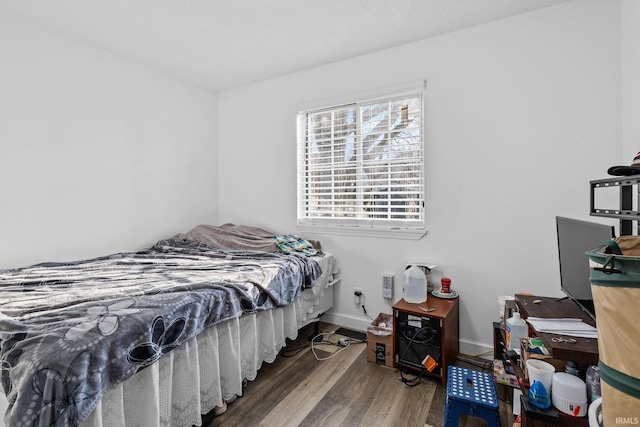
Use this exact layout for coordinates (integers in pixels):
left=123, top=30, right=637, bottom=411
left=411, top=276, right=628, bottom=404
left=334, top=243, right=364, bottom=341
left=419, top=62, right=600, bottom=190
left=403, top=265, right=427, bottom=303
left=506, top=311, right=528, bottom=351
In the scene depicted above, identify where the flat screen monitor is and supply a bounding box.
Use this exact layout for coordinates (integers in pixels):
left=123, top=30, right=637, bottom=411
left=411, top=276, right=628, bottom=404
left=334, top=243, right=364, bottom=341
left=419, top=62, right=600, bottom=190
left=555, top=216, right=615, bottom=320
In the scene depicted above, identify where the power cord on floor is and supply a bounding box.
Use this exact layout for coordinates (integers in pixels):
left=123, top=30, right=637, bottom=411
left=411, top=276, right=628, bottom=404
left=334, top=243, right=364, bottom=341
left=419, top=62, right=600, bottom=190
left=311, top=332, right=351, bottom=360
left=400, top=367, right=426, bottom=387
left=280, top=329, right=336, bottom=357
left=310, top=332, right=352, bottom=361
left=282, top=331, right=367, bottom=360
left=281, top=342, right=315, bottom=357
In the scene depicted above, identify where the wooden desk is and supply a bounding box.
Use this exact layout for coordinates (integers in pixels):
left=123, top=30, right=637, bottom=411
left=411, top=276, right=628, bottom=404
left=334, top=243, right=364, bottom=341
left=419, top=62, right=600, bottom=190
left=515, top=295, right=598, bottom=368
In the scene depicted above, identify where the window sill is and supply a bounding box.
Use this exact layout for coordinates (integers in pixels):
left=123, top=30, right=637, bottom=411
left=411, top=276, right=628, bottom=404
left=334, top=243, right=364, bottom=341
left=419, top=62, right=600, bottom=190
left=296, top=224, right=427, bottom=240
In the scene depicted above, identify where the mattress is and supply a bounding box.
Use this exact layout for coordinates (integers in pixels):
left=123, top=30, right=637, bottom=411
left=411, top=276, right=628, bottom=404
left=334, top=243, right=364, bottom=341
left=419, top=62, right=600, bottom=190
left=80, top=251, right=338, bottom=427
left=0, top=233, right=339, bottom=427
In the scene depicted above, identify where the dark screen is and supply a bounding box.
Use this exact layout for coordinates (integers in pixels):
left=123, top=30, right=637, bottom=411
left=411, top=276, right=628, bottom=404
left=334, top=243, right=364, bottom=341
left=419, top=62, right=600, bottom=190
left=556, top=216, right=615, bottom=319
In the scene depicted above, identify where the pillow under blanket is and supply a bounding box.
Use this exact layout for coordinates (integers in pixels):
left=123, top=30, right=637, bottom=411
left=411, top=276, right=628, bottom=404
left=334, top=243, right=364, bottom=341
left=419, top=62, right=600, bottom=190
left=173, top=223, right=322, bottom=252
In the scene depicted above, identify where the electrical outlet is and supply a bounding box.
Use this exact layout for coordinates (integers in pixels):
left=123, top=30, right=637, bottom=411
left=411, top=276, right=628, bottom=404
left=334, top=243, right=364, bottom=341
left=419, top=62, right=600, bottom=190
left=382, top=275, right=393, bottom=299
left=353, top=287, right=363, bottom=304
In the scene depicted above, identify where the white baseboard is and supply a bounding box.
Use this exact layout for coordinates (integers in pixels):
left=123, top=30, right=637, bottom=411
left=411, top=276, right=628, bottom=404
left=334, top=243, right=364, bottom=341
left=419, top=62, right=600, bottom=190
left=321, top=312, right=376, bottom=333
left=459, top=341, right=494, bottom=360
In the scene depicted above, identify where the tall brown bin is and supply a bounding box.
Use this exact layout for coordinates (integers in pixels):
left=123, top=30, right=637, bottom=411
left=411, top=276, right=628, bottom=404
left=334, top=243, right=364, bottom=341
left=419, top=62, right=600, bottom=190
left=587, top=236, right=640, bottom=426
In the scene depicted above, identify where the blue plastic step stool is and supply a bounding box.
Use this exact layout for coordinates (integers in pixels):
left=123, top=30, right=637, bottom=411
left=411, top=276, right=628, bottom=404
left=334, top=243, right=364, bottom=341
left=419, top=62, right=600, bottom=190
left=445, top=365, right=500, bottom=427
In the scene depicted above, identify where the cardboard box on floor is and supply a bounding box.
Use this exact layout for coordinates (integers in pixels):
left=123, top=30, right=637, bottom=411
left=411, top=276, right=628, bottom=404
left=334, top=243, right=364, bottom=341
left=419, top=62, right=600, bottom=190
left=367, top=313, right=394, bottom=367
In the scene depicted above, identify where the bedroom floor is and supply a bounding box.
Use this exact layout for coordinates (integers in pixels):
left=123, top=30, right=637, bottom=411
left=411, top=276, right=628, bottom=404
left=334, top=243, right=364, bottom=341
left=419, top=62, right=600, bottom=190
left=203, top=322, right=515, bottom=427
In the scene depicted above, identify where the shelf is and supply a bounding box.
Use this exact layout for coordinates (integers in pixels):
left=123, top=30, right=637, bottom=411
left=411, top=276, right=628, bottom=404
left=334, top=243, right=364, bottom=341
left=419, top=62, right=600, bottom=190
left=493, top=295, right=595, bottom=426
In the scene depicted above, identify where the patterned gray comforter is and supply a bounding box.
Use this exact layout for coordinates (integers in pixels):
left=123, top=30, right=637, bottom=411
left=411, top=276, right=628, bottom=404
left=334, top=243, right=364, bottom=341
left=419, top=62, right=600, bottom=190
left=0, top=239, right=321, bottom=427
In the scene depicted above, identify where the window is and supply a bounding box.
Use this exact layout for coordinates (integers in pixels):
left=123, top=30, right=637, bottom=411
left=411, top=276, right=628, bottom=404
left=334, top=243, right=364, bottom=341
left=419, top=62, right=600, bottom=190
left=297, top=86, right=425, bottom=238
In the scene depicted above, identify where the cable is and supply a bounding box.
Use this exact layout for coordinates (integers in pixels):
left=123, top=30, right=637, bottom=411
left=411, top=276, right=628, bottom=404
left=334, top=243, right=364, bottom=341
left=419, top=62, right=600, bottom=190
left=282, top=340, right=331, bottom=357
left=456, top=352, right=494, bottom=371
left=310, top=332, right=352, bottom=360
left=398, top=325, right=435, bottom=387
left=401, top=324, right=436, bottom=344
left=360, top=303, right=374, bottom=321
left=281, top=343, right=312, bottom=357
left=282, top=330, right=367, bottom=358
left=354, top=291, right=374, bottom=321
left=281, top=329, right=339, bottom=357
left=400, top=366, right=425, bottom=387
left=460, top=349, right=494, bottom=359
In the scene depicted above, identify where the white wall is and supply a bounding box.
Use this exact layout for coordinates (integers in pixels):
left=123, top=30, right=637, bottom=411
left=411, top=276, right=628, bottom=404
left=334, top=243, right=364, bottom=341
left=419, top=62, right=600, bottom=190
left=218, top=0, right=622, bottom=354
left=0, top=10, right=219, bottom=269
left=622, top=0, right=640, bottom=160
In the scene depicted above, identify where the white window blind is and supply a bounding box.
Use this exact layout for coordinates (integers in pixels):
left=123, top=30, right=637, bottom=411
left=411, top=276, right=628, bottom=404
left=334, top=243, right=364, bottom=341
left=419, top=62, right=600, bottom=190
left=297, top=89, right=425, bottom=236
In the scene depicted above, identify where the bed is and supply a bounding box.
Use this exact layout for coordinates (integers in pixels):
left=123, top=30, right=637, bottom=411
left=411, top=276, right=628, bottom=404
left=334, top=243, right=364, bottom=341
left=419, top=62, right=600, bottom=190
left=0, top=224, right=339, bottom=427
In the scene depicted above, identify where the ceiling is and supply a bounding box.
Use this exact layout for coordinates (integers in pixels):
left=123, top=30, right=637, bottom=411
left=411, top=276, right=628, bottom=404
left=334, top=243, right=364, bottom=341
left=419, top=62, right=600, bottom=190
left=0, top=0, right=569, bottom=92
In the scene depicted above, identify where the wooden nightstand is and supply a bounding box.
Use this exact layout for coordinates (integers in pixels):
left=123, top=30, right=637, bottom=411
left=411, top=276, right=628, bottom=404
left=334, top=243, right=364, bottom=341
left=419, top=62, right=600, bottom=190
left=393, top=297, right=459, bottom=384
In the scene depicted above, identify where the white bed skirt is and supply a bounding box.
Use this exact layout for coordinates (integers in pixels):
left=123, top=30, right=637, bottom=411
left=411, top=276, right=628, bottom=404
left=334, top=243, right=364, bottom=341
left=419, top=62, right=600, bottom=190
left=1, top=253, right=338, bottom=427
left=82, top=303, right=300, bottom=427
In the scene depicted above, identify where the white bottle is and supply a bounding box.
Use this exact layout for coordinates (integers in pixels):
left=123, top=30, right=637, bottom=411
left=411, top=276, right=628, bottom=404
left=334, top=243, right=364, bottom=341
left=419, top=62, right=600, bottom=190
left=506, top=311, right=528, bottom=351
left=403, top=265, right=427, bottom=303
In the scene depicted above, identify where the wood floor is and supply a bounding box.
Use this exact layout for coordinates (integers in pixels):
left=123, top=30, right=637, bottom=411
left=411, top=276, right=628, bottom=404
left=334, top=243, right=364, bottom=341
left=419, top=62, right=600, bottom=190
left=204, top=323, right=515, bottom=427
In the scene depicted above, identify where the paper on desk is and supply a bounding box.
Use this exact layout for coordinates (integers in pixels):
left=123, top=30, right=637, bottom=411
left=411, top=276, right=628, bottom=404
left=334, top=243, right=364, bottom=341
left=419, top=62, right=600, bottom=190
left=525, top=317, right=598, bottom=338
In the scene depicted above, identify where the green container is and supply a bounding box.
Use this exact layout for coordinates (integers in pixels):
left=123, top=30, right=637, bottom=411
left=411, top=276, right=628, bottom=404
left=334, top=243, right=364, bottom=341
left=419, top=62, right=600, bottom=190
left=587, top=238, right=640, bottom=288
left=587, top=236, right=640, bottom=425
